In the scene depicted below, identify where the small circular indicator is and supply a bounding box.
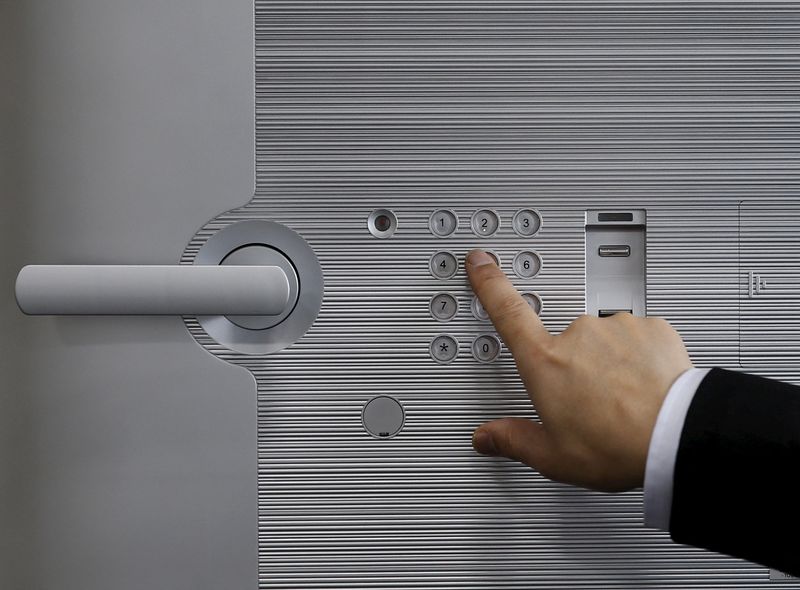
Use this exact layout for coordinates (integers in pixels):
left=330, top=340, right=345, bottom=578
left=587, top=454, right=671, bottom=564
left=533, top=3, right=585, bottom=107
left=470, top=209, right=500, bottom=237
left=429, top=251, right=458, bottom=279
left=368, top=209, right=398, bottom=239
left=513, top=250, right=542, bottom=279
left=472, top=334, right=502, bottom=363
left=430, top=292, right=458, bottom=321
left=429, top=209, right=459, bottom=237
left=430, top=334, right=459, bottom=363
left=521, top=292, right=543, bottom=315
left=512, top=209, right=542, bottom=237
left=362, top=396, right=405, bottom=439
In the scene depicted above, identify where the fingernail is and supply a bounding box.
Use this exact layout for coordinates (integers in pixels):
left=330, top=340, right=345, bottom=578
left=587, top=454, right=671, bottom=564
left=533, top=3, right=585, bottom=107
left=467, top=250, right=495, bottom=267
left=472, top=429, right=497, bottom=455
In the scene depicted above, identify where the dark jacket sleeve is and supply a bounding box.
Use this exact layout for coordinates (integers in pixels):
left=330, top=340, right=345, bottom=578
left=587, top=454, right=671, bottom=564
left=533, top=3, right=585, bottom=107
left=670, top=368, right=800, bottom=575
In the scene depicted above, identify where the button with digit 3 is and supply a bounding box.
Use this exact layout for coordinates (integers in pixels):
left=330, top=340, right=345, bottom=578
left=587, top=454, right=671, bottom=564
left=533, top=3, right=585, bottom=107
left=471, top=209, right=500, bottom=237
left=430, top=334, right=459, bottom=363
left=430, top=251, right=458, bottom=279
left=512, top=250, right=542, bottom=278
left=512, top=208, right=542, bottom=237
left=472, top=334, right=502, bottom=363
left=430, top=292, right=458, bottom=321
left=429, top=209, right=458, bottom=237
left=470, top=295, right=489, bottom=321
left=521, top=292, right=543, bottom=314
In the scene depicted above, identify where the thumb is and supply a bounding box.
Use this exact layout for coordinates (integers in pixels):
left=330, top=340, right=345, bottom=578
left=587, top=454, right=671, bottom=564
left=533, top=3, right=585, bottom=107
left=472, top=417, right=555, bottom=474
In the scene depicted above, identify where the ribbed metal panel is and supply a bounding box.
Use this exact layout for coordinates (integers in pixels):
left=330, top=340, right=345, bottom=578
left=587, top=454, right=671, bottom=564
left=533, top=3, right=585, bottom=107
left=186, top=2, right=800, bottom=587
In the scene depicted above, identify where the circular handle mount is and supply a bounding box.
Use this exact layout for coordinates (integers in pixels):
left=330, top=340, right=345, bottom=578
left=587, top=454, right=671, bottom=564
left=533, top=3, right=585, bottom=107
left=191, top=220, right=323, bottom=356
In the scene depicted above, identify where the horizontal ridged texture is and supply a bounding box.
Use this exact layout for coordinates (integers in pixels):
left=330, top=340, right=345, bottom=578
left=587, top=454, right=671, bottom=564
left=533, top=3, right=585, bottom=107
left=186, top=2, right=800, bottom=587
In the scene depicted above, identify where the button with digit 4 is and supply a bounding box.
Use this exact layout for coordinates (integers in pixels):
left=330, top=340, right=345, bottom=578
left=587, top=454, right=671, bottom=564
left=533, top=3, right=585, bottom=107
left=430, top=292, right=458, bottom=321
left=513, top=250, right=542, bottom=278
left=430, top=334, right=459, bottom=363
left=429, top=209, right=458, bottom=237
left=472, top=334, right=502, bottom=363
left=512, top=208, right=542, bottom=237
left=430, top=251, right=458, bottom=279
left=471, top=209, right=500, bottom=237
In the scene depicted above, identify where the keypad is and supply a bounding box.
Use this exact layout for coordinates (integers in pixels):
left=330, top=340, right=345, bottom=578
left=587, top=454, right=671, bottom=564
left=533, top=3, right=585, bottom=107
left=424, top=209, right=544, bottom=363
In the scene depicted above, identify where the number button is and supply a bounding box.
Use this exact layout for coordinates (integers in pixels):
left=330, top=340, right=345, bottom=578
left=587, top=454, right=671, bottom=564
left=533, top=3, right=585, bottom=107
left=512, top=250, right=542, bottom=279
left=472, top=334, right=502, bottom=363
left=430, top=292, right=458, bottom=321
left=521, top=292, right=543, bottom=315
left=470, top=209, right=500, bottom=237
left=430, top=334, right=459, bottom=364
left=512, top=209, right=542, bottom=237
left=429, top=209, right=458, bottom=237
left=470, top=295, right=489, bottom=321
left=429, top=251, right=458, bottom=279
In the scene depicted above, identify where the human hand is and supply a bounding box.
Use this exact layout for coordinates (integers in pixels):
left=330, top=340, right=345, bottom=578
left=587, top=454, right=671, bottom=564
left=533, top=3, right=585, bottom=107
left=466, top=249, right=693, bottom=492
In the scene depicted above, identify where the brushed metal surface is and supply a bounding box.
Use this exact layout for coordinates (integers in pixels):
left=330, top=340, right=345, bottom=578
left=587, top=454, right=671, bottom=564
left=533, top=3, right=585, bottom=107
left=190, top=1, right=798, bottom=587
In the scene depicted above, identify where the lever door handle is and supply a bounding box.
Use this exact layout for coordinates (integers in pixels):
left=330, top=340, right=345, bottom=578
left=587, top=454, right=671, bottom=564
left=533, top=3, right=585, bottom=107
left=15, top=265, right=290, bottom=316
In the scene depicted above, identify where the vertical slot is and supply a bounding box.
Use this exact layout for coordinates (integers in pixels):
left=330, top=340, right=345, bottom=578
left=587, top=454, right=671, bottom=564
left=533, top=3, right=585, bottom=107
left=585, top=210, right=647, bottom=317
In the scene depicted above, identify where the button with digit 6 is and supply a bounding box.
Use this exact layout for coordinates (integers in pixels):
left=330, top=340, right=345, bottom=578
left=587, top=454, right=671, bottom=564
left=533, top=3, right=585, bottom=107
left=513, top=250, right=542, bottom=278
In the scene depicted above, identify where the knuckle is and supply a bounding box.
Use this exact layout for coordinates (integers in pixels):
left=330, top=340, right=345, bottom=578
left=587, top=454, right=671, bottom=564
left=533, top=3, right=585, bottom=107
left=493, top=294, right=530, bottom=325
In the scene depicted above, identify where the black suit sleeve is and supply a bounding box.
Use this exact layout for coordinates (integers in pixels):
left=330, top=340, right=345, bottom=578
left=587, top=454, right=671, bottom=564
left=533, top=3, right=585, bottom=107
left=669, top=368, right=800, bottom=575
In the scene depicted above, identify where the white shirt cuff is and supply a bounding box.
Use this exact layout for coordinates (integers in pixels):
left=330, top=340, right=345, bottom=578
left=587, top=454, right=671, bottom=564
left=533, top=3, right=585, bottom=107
left=643, top=367, right=711, bottom=530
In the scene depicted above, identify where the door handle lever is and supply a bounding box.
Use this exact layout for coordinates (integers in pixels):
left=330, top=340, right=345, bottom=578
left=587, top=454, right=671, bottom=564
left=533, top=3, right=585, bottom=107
left=15, top=265, right=290, bottom=316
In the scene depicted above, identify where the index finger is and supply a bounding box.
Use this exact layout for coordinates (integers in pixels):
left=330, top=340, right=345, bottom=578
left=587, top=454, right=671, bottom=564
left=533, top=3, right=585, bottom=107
left=466, top=249, right=551, bottom=360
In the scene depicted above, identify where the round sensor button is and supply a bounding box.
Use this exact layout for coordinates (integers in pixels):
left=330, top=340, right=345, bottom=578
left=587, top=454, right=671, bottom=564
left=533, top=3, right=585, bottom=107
left=521, top=292, right=543, bottom=315
left=362, top=396, right=405, bottom=438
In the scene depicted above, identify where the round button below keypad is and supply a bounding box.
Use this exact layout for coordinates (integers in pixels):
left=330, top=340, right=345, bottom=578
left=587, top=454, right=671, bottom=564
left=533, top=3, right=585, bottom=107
left=430, top=251, right=458, bottom=280
left=512, top=208, right=542, bottom=237
left=430, top=292, right=458, bottom=322
left=471, top=209, right=500, bottom=238
left=472, top=334, right=502, bottom=363
left=513, top=250, right=542, bottom=279
left=430, top=334, right=459, bottom=363
left=470, top=295, right=489, bottom=321
left=521, top=292, right=543, bottom=315
left=429, top=209, right=458, bottom=237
